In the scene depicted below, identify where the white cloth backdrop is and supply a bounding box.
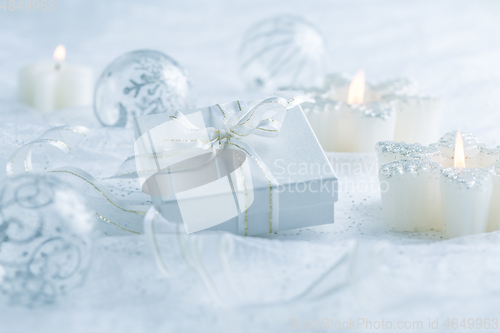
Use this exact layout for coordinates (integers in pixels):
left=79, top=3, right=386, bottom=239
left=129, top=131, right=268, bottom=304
left=1, top=0, right=500, bottom=332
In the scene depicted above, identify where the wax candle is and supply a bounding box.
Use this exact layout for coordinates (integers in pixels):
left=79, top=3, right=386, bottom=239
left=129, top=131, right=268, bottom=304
left=301, top=71, right=443, bottom=152
left=304, top=71, right=397, bottom=152
left=377, top=131, right=500, bottom=238
left=18, top=45, right=93, bottom=113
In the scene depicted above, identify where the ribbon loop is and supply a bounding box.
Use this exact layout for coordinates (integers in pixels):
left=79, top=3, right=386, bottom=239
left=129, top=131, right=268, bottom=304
left=6, top=125, right=90, bottom=176
left=161, top=93, right=312, bottom=155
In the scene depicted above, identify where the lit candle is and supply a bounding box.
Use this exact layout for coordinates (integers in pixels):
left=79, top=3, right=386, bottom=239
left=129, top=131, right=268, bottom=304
left=377, top=131, right=500, bottom=238
left=18, top=45, right=94, bottom=113
left=302, top=71, right=443, bottom=152
left=306, top=70, right=397, bottom=152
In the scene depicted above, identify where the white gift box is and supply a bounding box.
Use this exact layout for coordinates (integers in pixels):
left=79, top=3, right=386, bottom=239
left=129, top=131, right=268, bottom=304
left=133, top=96, right=338, bottom=236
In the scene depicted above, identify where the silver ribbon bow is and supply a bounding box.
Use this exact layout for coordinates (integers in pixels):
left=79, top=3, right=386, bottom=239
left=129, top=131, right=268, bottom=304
left=164, top=96, right=289, bottom=151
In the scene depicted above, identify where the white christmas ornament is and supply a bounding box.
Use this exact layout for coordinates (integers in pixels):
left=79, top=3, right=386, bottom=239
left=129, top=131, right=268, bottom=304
left=239, top=15, right=327, bottom=90
left=94, top=50, right=193, bottom=128
left=0, top=175, right=94, bottom=306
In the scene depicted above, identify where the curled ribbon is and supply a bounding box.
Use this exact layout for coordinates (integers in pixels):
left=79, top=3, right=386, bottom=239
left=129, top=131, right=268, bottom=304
left=6, top=125, right=148, bottom=234
left=7, top=125, right=89, bottom=176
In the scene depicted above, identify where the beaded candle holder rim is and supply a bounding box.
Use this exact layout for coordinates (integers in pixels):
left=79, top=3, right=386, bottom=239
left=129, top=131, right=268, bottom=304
left=298, top=72, right=426, bottom=120
left=324, top=72, right=419, bottom=98
left=377, top=131, right=500, bottom=189
left=302, top=96, right=397, bottom=120
left=379, top=158, right=442, bottom=177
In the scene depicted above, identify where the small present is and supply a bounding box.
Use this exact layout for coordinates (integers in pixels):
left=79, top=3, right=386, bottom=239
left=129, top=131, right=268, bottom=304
left=132, top=92, right=338, bottom=236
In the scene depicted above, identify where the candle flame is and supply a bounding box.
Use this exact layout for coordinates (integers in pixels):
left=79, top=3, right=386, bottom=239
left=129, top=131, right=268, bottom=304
left=347, top=69, right=365, bottom=105
left=53, top=45, right=66, bottom=62
left=454, top=130, right=466, bottom=168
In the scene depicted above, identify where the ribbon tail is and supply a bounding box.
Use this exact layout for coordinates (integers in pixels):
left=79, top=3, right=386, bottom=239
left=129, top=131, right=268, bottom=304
left=49, top=166, right=148, bottom=234
left=6, top=125, right=89, bottom=177
left=144, top=206, right=230, bottom=305
left=144, top=206, right=173, bottom=277
left=107, top=154, right=159, bottom=179
left=230, top=141, right=280, bottom=234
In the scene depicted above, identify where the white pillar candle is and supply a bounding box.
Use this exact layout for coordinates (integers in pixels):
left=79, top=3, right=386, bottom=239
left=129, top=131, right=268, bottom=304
left=488, top=164, right=500, bottom=231
left=18, top=45, right=93, bottom=113
left=303, top=71, right=399, bottom=152
left=379, top=158, right=443, bottom=232
left=325, top=101, right=396, bottom=152
left=304, top=99, right=396, bottom=152
left=300, top=71, right=442, bottom=152
left=441, top=168, right=492, bottom=238
left=391, top=95, right=443, bottom=145
left=377, top=131, right=500, bottom=238
left=32, top=68, right=58, bottom=114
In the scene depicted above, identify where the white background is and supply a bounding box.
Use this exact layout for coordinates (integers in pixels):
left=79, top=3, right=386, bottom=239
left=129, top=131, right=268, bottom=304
left=1, top=0, right=500, bottom=332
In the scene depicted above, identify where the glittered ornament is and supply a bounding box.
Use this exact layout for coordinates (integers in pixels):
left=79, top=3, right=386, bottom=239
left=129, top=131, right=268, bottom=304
left=0, top=175, right=94, bottom=307
left=94, top=50, right=193, bottom=128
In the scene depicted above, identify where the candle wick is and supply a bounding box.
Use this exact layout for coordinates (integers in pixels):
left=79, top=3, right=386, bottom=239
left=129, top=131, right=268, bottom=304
left=54, top=63, right=61, bottom=70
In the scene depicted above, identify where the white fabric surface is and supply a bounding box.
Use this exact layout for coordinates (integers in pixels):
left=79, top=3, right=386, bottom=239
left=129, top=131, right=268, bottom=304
left=2, top=0, right=500, bottom=332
